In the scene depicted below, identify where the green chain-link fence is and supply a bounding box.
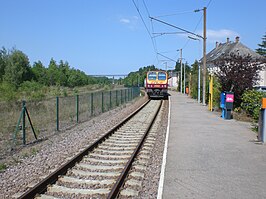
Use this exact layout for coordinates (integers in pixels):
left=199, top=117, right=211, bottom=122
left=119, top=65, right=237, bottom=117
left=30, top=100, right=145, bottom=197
left=0, top=87, right=140, bottom=153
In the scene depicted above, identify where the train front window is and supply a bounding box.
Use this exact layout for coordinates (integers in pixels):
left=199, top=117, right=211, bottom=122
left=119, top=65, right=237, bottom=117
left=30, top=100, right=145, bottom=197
left=148, top=72, right=157, bottom=80
left=158, top=72, right=166, bottom=80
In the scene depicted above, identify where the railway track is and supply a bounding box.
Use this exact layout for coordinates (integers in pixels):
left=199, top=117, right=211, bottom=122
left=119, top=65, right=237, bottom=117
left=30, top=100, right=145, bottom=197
left=18, top=99, right=163, bottom=199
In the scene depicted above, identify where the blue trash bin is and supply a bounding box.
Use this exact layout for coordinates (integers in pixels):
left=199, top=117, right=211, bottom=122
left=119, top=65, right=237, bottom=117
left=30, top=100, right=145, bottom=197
left=220, top=92, right=234, bottom=119
left=220, top=92, right=226, bottom=118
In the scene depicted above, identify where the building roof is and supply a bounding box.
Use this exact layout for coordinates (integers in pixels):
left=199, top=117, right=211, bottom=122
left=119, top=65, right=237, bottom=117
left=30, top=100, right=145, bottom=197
left=200, top=37, right=266, bottom=66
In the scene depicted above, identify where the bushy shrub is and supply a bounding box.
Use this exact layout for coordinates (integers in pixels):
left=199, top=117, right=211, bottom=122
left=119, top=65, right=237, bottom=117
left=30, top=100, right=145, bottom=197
left=0, top=82, right=17, bottom=101
left=18, top=81, right=46, bottom=100
left=241, top=90, right=266, bottom=121
left=212, top=76, right=222, bottom=109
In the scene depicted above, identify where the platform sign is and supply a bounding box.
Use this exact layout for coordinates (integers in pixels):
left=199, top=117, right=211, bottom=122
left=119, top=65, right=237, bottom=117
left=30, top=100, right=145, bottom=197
left=226, top=94, right=234, bottom=103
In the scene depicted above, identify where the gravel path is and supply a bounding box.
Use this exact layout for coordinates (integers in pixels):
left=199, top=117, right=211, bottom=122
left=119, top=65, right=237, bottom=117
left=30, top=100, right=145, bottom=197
left=0, top=96, right=148, bottom=199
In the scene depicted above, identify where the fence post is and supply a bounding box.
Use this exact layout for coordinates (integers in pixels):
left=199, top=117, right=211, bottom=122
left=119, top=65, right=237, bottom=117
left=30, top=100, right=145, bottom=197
left=126, top=89, right=128, bottom=102
left=121, top=90, right=123, bottom=104
left=102, top=92, right=104, bottom=113
left=91, top=93, right=94, bottom=116
left=110, top=90, right=112, bottom=110
left=22, top=100, right=26, bottom=145
left=56, top=96, right=59, bottom=131
left=124, top=89, right=126, bottom=103
left=116, top=90, right=118, bottom=106
left=76, top=95, right=79, bottom=123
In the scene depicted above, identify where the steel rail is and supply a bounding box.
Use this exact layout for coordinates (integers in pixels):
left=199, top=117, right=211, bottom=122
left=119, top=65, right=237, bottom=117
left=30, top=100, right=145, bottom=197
left=107, top=100, right=163, bottom=199
left=18, top=99, right=150, bottom=199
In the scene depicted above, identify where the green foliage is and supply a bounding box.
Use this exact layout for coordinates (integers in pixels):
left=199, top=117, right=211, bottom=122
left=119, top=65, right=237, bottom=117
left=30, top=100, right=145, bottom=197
left=0, top=46, right=117, bottom=103
left=190, top=61, right=199, bottom=99
left=30, top=147, right=38, bottom=156
left=175, top=62, right=191, bottom=92
left=214, top=53, right=265, bottom=107
left=212, top=76, right=222, bottom=108
left=124, top=65, right=157, bottom=87
left=18, top=81, right=46, bottom=100
left=241, top=90, right=266, bottom=121
left=256, top=33, right=266, bottom=57
left=0, top=163, right=7, bottom=172
left=0, top=47, right=8, bottom=82
left=32, top=61, right=48, bottom=85
left=3, top=49, right=33, bottom=87
left=0, top=82, right=17, bottom=101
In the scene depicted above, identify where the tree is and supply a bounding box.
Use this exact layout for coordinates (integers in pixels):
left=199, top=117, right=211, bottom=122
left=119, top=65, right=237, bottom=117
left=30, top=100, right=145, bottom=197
left=32, top=61, right=48, bottom=85
left=47, top=58, right=60, bottom=86
left=3, top=49, right=33, bottom=87
left=256, top=33, right=266, bottom=57
left=124, top=65, right=157, bottom=87
left=213, top=53, right=265, bottom=107
left=0, top=47, right=8, bottom=82
left=58, top=60, right=69, bottom=86
left=67, top=68, right=89, bottom=87
left=190, top=60, right=199, bottom=99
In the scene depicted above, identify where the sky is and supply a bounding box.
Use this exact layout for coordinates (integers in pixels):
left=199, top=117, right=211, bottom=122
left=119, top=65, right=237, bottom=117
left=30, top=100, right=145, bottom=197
left=0, top=0, right=265, bottom=76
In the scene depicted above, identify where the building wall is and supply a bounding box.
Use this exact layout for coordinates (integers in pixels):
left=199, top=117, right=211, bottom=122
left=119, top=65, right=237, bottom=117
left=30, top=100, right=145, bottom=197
left=168, top=77, right=178, bottom=87
left=257, top=69, right=266, bottom=86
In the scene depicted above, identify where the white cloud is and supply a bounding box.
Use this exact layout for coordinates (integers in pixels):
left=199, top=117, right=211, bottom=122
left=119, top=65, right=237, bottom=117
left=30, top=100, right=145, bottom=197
left=120, top=18, right=130, bottom=24
left=119, top=16, right=139, bottom=30
left=206, top=29, right=240, bottom=42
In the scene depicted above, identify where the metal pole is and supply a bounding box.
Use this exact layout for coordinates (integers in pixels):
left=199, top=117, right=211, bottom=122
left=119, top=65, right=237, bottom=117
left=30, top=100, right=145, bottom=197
left=263, top=109, right=266, bottom=142
left=22, top=100, right=26, bottom=145
left=91, top=93, right=93, bottom=116
left=202, top=7, right=207, bottom=105
left=102, top=92, right=104, bottom=113
left=184, top=62, right=186, bottom=93
left=25, top=108, right=37, bottom=140
left=116, top=90, right=118, bottom=106
left=198, top=63, right=201, bottom=103
left=121, top=90, right=122, bottom=104
left=56, top=97, right=59, bottom=131
left=76, top=95, right=79, bottom=123
left=110, top=90, right=112, bottom=110
left=180, top=49, right=182, bottom=93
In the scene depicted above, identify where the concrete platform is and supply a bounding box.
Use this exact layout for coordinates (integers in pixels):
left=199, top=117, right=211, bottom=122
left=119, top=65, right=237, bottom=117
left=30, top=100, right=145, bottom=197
left=161, top=91, right=266, bottom=199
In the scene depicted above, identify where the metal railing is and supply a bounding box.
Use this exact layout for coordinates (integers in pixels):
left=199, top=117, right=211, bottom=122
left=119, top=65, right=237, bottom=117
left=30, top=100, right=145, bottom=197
left=0, top=87, right=140, bottom=149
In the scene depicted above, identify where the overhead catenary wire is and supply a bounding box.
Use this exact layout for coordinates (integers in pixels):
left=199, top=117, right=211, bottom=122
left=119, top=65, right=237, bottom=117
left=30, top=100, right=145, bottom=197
left=184, top=0, right=212, bottom=50
left=182, top=14, right=203, bottom=50
left=142, top=0, right=151, bottom=17
left=132, top=0, right=213, bottom=68
left=132, top=0, right=158, bottom=55
left=182, top=0, right=212, bottom=55
left=142, top=0, right=161, bottom=65
left=154, top=10, right=195, bottom=18
left=207, top=0, right=213, bottom=8
left=150, top=17, right=204, bottom=39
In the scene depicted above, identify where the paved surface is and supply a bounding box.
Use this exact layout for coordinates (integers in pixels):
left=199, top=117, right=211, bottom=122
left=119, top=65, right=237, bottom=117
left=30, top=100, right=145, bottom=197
left=162, top=91, right=266, bottom=199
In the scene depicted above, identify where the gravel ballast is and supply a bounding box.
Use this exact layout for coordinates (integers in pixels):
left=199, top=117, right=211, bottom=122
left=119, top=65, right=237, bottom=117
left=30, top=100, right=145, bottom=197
left=0, top=96, right=169, bottom=199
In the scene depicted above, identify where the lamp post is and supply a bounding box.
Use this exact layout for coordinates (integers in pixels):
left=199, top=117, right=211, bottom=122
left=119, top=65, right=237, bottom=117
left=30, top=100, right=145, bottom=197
left=188, top=36, right=201, bottom=103
left=183, top=60, right=186, bottom=94
left=194, top=7, right=207, bottom=105
left=177, top=49, right=183, bottom=93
